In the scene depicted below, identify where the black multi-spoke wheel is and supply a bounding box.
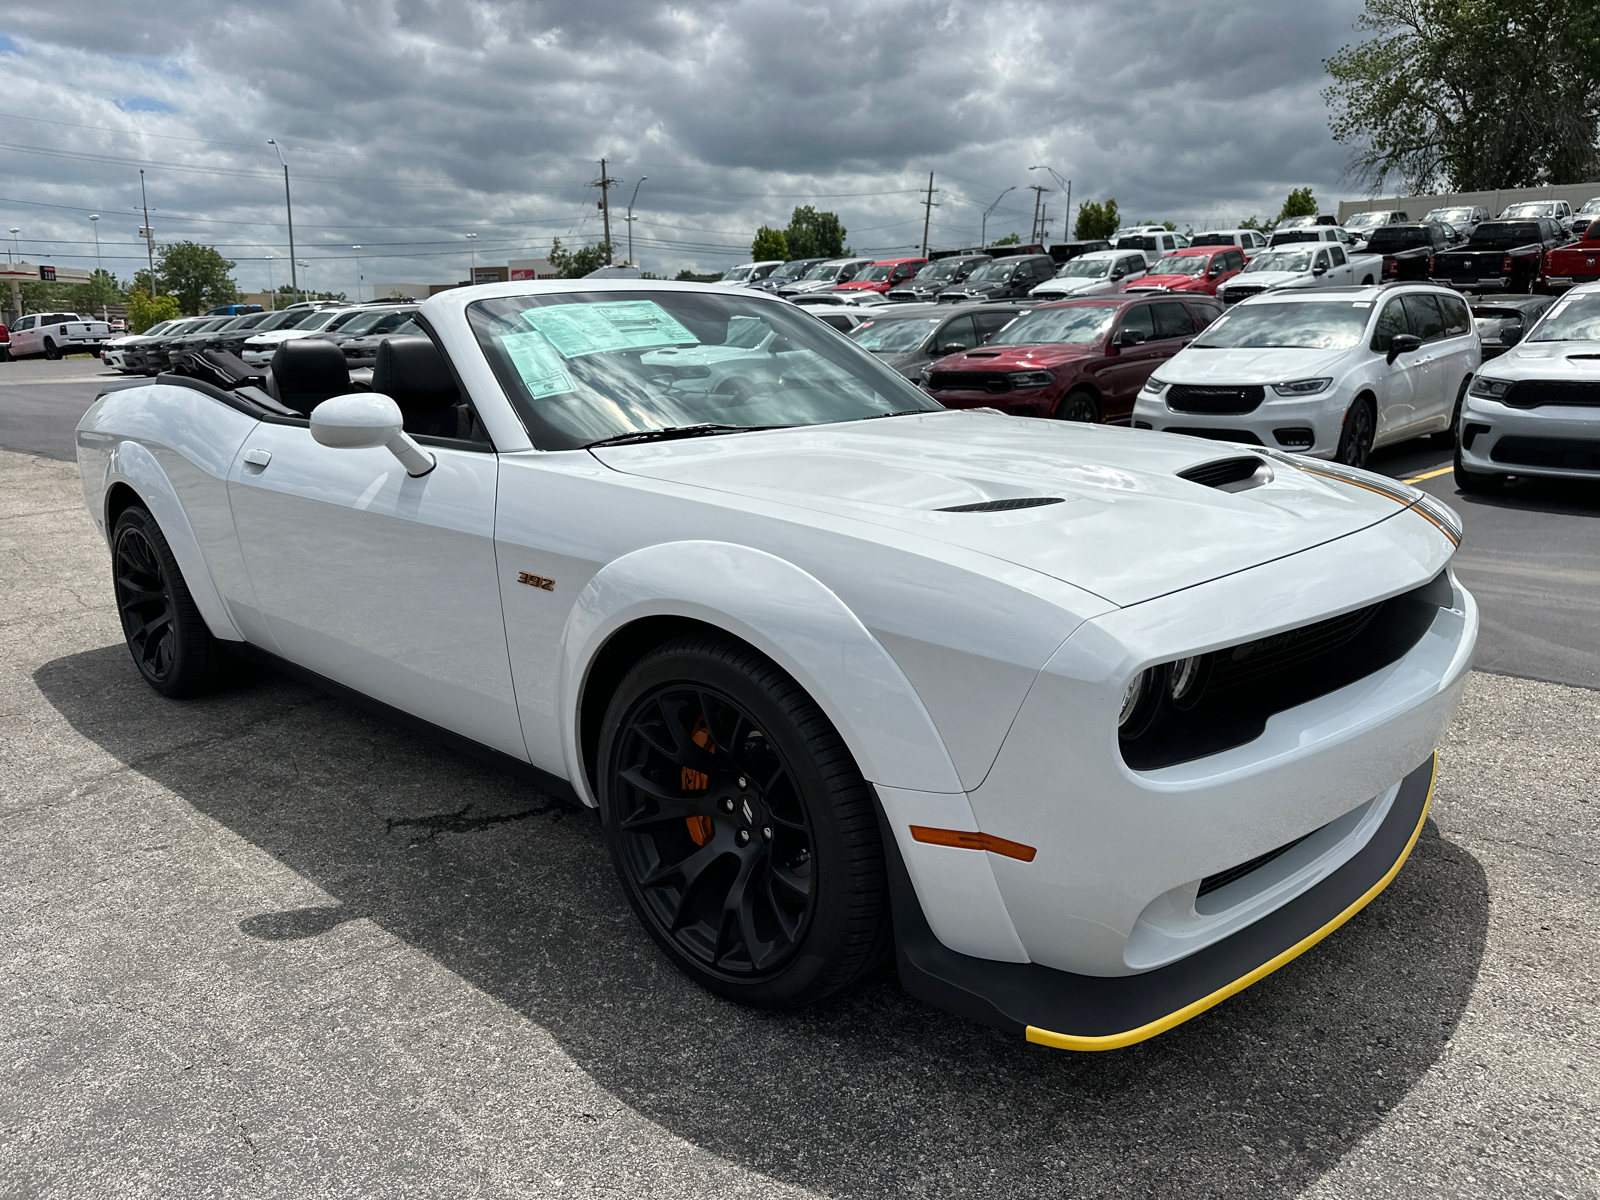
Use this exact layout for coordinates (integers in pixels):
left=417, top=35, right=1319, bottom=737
left=111, top=504, right=232, bottom=697
left=598, top=634, right=890, bottom=1007
left=1054, top=388, right=1100, bottom=423
left=1336, top=396, right=1375, bottom=468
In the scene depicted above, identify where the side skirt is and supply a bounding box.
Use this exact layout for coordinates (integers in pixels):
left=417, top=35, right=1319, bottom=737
left=230, top=643, right=581, bottom=806
left=876, top=753, right=1436, bottom=1050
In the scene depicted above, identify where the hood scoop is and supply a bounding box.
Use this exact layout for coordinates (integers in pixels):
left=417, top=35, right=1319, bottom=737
left=938, top=496, right=1065, bottom=513
left=1178, top=455, right=1274, bottom=493
left=965, top=351, right=1004, bottom=358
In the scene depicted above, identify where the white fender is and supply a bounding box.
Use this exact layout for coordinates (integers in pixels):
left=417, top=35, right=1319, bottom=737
left=558, top=540, right=967, bottom=806
left=104, top=439, right=244, bottom=642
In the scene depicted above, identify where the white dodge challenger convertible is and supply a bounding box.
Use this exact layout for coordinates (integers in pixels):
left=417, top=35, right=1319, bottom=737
left=75, top=280, right=1477, bottom=1050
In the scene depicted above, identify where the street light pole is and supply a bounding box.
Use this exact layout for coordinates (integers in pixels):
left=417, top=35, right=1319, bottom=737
left=351, top=245, right=362, bottom=301
left=626, top=176, right=647, bottom=267
left=89, top=214, right=101, bottom=274
left=139, top=168, right=155, bottom=285
left=295, top=260, right=309, bottom=302
left=981, top=186, right=1016, bottom=249
left=465, top=232, right=478, bottom=283
left=268, top=139, right=298, bottom=301
left=6, top=226, right=16, bottom=265
left=265, top=254, right=275, bottom=309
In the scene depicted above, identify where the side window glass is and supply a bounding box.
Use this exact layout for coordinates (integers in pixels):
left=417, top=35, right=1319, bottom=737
left=1372, top=299, right=1409, bottom=351
left=1401, top=294, right=1446, bottom=342
left=1330, top=245, right=1346, bottom=266
left=1188, top=302, right=1219, bottom=330
left=1124, top=256, right=1144, bottom=275
left=935, top=315, right=976, bottom=353
left=1119, top=305, right=1156, bottom=340
left=1316, top=249, right=1331, bottom=271
left=972, top=311, right=1014, bottom=341
left=1440, top=295, right=1471, bottom=337
left=1153, top=302, right=1196, bottom=339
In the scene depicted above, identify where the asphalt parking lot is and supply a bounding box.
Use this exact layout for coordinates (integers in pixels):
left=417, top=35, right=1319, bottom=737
left=2, top=359, right=1597, bottom=1198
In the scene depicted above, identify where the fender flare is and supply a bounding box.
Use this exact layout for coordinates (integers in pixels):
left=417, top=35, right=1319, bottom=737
left=558, top=540, right=965, bottom=807
left=104, top=439, right=244, bottom=642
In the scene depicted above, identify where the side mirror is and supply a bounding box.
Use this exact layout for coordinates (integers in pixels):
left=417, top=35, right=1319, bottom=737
left=1386, top=332, right=1423, bottom=364
left=1113, top=328, right=1147, bottom=348
left=1500, top=325, right=1523, bottom=346
left=941, top=342, right=968, bottom=354
left=310, top=393, right=435, bottom=477
left=1312, top=263, right=1328, bottom=276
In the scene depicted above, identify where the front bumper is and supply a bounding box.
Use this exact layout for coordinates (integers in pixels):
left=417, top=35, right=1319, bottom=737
left=1458, top=393, right=1600, bottom=477
left=884, top=754, right=1436, bottom=1049
left=1133, top=386, right=1348, bottom=457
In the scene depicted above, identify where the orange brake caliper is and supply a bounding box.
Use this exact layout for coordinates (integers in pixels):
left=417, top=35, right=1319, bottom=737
left=683, top=717, right=715, bottom=846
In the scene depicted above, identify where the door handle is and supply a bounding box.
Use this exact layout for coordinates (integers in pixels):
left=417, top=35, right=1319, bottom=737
left=243, top=448, right=272, bottom=469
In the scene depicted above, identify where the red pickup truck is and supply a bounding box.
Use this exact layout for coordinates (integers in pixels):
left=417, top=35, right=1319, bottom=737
left=1542, top=220, right=1600, bottom=291
left=833, top=257, right=927, bottom=296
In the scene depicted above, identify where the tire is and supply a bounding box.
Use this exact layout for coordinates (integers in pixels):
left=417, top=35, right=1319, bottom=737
left=1335, top=395, right=1375, bottom=468
left=1054, top=388, right=1101, bottom=423
left=597, top=633, right=890, bottom=1008
left=111, top=504, right=233, bottom=697
left=1453, top=441, right=1505, bottom=493
left=43, top=338, right=61, bottom=361
left=1433, top=378, right=1471, bottom=448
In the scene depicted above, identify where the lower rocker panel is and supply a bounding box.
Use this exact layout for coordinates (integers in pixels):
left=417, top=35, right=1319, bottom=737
left=878, top=753, right=1437, bottom=1050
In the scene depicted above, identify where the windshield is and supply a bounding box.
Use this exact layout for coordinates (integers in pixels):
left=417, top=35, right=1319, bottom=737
left=1345, top=212, right=1387, bottom=229
left=1278, top=216, right=1316, bottom=229
left=1366, top=227, right=1431, bottom=251
left=769, top=260, right=813, bottom=281
left=1189, top=234, right=1238, bottom=247
left=1194, top=301, right=1369, bottom=349
left=1149, top=255, right=1208, bottom=276
left=848, top=316, right=941, bottom=352
left=918, top=259, right=970, bottom=281
left=719, top=266, right=754, bottom=282
left=802, top=263, right=843, bottom=281
left=1501, top=203, right=1554, bottom=218
left=337, top=310, right=391, bottom=336
left=140, top=321, right=174, bottom=337
left=989, top=304, right=1116, bottom=346
left=251, top=309, right=304, bottom=331
left=855, top=264, right=894, bottom=282
left=967, top=260, right=1014, bottom=282
left=1426, top=208, right=1474, bottom=224
left=1057, top=258, right=1111, bottom=278
left=1271, top=230, right=1323, bottom=244
left=1244, top=250, right=1313, bottom=274
left=467, top=289, right=941, bottom=450
left=1529, top=293, right=1600, bottom=342
left=1467, top=222, right=1540, bottom=248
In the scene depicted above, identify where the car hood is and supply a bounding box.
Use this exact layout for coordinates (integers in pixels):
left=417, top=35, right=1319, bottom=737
left=1124, top=274, right=1204, bottom=291
left=1032, top=276, right=1110, bottom=296
left=932, top=343, right=1099, bottom=371
left=1226, top=271, right=1308, bottom=289
left=1155, top=345, right=1353, bottom=384
left=589, top=412, right=1417, bottom=607
left=247, top=329, right=321, bottom=344
left=1483, top=340, right=1600, bottom=380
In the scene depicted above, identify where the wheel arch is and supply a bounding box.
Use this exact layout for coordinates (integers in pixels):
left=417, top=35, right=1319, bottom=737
left=560, top=540, right=966, bottom=809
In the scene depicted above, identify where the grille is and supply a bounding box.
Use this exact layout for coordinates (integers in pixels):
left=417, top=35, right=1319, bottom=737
left=1490, top=436, right=1600, bottom=470
left=938, top=496, right=1064, bottom=513
left=1167, top=384, right=1266, bottom=414
left=1178, top=455, right=1266, bottom=489
left=1500, top=380, right=1600, bottom=408
left=1221, top=285, right=1265, bottom=304
left=1164, top=427, right=1265, bottom=445
left=1207, top=604, right=1381, bottom=691
left=1198, top=831, right=1315, bottom=898
left=927, top=370, right=1011, bottom=393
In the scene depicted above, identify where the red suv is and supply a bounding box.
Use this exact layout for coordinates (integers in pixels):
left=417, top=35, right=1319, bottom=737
left=833, top=257, right=927, bottom=296
left=1120, top=246, right=1244, bottom=296
left=921, top=294, right=1222, bottom=422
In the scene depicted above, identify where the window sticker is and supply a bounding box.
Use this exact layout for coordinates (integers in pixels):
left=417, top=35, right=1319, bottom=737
left=520, top=300, right=700, bottom=358
left=500, top=330, right=576, bottom=399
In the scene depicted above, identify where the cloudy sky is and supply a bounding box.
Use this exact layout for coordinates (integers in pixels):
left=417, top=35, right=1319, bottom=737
left=0, top=0, right=1372, bottom=295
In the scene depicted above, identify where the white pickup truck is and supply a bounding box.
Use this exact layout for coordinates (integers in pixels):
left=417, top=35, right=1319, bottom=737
left=6, top=312, right=112, bottom=359
left=1216, top=242, right=1382, bottom=304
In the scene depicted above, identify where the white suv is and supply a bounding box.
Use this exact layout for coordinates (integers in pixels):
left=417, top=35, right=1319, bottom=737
left=1133, top=283, right=1480, bottom=466
left=1029, top=250, right=1149, bottom=299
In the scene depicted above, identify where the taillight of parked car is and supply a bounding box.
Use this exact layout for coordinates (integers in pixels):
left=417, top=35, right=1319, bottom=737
left=1502, top=256, right=1514, bottom=275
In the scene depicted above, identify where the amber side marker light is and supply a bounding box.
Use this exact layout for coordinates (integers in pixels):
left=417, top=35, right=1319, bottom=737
left=910, top=825, right=1037, bottom=862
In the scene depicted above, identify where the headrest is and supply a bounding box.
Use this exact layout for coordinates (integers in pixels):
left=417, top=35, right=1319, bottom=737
left=372, top=335, right=459, bottom=411
left=269, top=339, right=350, bottom=415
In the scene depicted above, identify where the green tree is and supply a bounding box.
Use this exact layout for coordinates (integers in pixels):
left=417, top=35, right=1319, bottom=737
left=127, top=288, right=181, bottom=333
left=1074, top=199, right=1121, bottom=240
left=751, top=226, right=789, bottom=261
left=1324, top=0, right=1600, bottom=192
left=547, top=237, right=614, bottom=279
left=783, top=206, right=847, bottom=259
left=1238, top=215, right=1272, bottom=232
left=71, top=269, right=125, bottom=315
left=155, top=241, right=239, bottom=314
left=1279, top=188, right=1318, bottom=221
left=990, top=232, right=1022, bottom=246
left=674, top=268, right=720, bottom=282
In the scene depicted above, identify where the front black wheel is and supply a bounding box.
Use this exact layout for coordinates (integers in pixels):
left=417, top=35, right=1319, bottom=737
left=598, top=634, right=890, bottom=1008
left=1453, top=442, right=1505, bottom=494
left=1054, top=388, right=1100, bottom=423
left=1336, top=396, right=1375, bottom=468
left=112, top=505, right=232, bottom=697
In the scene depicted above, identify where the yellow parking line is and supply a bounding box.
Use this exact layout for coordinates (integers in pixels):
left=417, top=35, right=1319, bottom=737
left=1402, top=465, right=1453, bottom=484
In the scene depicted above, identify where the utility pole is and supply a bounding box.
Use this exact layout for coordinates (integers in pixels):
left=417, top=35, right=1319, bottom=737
left=920, top=171, right=938, bottom=257
left=593, top=159, right=622, bottom=264
left=1027, top=184, right=1050, bottom=245
left=139, top=169, right=156, bottom=287
left=1030, top=166, right=1070, bottom=241
left=269, top=140, right=298, bottom=300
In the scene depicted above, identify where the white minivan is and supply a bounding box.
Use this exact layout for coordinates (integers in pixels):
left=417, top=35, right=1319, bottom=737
left=1133, top=282, right=1480, bottom=466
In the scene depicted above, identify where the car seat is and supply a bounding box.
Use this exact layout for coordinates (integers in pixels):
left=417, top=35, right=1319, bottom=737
left=268, top=340, right=351, bottom=416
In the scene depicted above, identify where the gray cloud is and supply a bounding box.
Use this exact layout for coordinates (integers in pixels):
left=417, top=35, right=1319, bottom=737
left=0, top=0, right=1368, bottom=293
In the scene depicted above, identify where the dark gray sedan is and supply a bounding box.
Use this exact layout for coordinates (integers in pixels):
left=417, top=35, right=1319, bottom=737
left=845, top=303, right=1023, bottom=380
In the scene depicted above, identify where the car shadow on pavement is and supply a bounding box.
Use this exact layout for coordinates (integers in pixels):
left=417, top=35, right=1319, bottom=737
left=35, top=644, right=1491, bottom=1200
left=1445, top=476, right=1600, bottom=519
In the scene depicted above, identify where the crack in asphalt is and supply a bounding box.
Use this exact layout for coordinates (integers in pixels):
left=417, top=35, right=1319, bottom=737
left=386, top=800, right=565, bottom=846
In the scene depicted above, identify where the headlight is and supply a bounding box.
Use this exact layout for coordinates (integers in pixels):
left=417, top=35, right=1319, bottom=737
left=1141, top=378, right=1170, bottom=396
left=1469, top=376, right=1511, bottom=399
left=1118, top=666, right=1163, bottom=738
left=1007, top=371, right=1054, bottom=388
left=1271, top=377, right=1332, bottom=395
left=1168, top=655, right=1210, bottom=709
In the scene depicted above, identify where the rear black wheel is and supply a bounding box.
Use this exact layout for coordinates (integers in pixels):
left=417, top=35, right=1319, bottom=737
left=112, top=504, right=233, bottom=697
left=598, top=634, right=890, bottom=1008
left=43, top=338, right=60, bottom=361
left=1336, top=396, right=1375, bottom=468
left=1054, top=388, right=1100, bottom=423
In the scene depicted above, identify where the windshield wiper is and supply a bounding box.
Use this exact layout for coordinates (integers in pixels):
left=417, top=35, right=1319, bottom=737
left=859, top=408, right=936, bottom=421
left=584, top=423, right=791, bottom=448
